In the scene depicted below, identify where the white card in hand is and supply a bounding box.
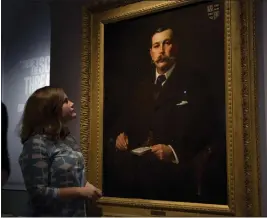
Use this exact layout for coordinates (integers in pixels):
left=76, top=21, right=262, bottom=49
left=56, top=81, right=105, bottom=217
left=131, top=146, right=151, bottom=156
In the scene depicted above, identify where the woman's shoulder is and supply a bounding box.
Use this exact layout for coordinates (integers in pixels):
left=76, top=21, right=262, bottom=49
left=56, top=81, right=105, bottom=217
left=24, top=134, right=50, bottom=145
left=22, top=134, right=56, bottom=153
left=64, top=134, right=80, bottom=151
left=64, top=134, right=77, bottom=143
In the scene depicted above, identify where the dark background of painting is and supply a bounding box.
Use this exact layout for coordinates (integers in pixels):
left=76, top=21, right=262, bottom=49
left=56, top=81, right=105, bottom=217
left=103, top=0, right=225, bottom=199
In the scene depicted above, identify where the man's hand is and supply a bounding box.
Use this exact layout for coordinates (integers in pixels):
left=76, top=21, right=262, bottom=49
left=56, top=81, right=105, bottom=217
left=151, top=144, right=174, bottom=162
left=115, top=132, right=129, bottom=151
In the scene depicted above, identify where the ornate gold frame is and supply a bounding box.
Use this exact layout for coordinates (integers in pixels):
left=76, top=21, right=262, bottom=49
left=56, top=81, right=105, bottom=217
left=81, top=0, right=261, bottom=216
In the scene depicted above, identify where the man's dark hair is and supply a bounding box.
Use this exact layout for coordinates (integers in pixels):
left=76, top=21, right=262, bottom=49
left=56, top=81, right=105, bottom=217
left=154, top=27, right=173, bottom=34
left=152, top=26, right=175, bottom=36
left=150, top=26, right=177, bottom=45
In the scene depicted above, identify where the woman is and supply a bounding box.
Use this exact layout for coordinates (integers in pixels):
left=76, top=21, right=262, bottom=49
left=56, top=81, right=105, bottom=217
left=18, top=86, right=102, bottom=217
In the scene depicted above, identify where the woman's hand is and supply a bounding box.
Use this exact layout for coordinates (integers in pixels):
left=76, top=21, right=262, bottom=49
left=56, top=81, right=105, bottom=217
left=79, top=182, right=102, bottom=200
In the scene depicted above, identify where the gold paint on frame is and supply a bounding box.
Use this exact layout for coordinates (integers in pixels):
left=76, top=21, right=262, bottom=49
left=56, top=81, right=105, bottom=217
left=81, top=0, right=261, bottom=216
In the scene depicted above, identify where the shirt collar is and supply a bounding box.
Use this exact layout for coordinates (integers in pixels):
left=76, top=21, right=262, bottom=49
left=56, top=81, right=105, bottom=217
left=155, top=63, right=176, bottom=83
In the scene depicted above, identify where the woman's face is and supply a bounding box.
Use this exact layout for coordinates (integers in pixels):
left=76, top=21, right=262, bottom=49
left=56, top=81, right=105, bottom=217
left=61, top=93, right=76, bottom=122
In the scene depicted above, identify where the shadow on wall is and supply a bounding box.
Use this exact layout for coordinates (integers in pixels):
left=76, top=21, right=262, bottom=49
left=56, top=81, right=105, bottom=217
left=1, top=190, right=29, bottom=216
left=1, top=190, right=102, bottom=217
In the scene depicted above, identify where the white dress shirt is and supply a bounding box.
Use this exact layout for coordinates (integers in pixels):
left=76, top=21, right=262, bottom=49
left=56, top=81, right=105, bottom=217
left=155, top=63, right=176, bottom=85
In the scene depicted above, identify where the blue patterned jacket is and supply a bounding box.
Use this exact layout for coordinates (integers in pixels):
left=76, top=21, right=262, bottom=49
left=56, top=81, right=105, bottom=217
left=19, top=133, right=87, bottom=217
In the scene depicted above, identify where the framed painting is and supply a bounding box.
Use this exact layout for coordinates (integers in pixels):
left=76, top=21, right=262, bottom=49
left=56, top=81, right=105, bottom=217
left=80, top=0, right=261, bottom=216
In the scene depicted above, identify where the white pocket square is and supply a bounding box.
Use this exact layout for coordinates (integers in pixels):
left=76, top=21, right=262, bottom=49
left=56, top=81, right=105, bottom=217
left=176, top=101, right=188, bottom=106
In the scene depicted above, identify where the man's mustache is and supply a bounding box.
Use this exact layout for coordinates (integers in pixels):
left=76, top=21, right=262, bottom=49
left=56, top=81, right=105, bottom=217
left=155, top=55, right=176, bottom=63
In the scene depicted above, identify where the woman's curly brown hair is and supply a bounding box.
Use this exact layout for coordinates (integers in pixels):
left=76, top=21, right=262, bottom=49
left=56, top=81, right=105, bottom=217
left=19, top=86, right=69, bottom=143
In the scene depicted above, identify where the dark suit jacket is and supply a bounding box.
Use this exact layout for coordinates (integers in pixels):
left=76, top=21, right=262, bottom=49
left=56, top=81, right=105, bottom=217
left=105, top=67, right=226, bottom=204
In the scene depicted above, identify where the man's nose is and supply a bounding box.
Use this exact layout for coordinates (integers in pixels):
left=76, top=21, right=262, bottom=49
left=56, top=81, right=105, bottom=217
left=159, top=44, right=165, bottom=53
left=69, top=101, right=74, bottom=107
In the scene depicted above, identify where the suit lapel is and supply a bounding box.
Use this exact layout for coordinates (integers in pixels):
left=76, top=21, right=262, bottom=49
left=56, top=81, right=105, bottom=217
left=154, top=68, right=186, bottom=108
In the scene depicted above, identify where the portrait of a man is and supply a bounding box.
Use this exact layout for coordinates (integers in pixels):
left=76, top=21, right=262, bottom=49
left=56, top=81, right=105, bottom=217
left=102, top=1, right=227, bottom=205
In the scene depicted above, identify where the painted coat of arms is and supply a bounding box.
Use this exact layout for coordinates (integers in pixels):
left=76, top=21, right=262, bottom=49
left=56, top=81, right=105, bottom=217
left=207, top=3, right=220, bottom=20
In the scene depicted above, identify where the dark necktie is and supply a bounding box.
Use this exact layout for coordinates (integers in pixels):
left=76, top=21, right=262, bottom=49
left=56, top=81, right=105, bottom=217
left=156, top=74, right=166, bottom=87
left=154, top=75, right=166, bottom=99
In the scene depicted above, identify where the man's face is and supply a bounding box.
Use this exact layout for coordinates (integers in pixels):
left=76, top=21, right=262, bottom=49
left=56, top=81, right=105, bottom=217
left=150, top=29, right=177, bottom=73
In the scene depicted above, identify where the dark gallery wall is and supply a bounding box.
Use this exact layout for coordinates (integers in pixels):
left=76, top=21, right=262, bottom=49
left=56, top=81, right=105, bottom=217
left=49, top=1, right=83, bottom=142
left=1, top=0, right=27, bottom=59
